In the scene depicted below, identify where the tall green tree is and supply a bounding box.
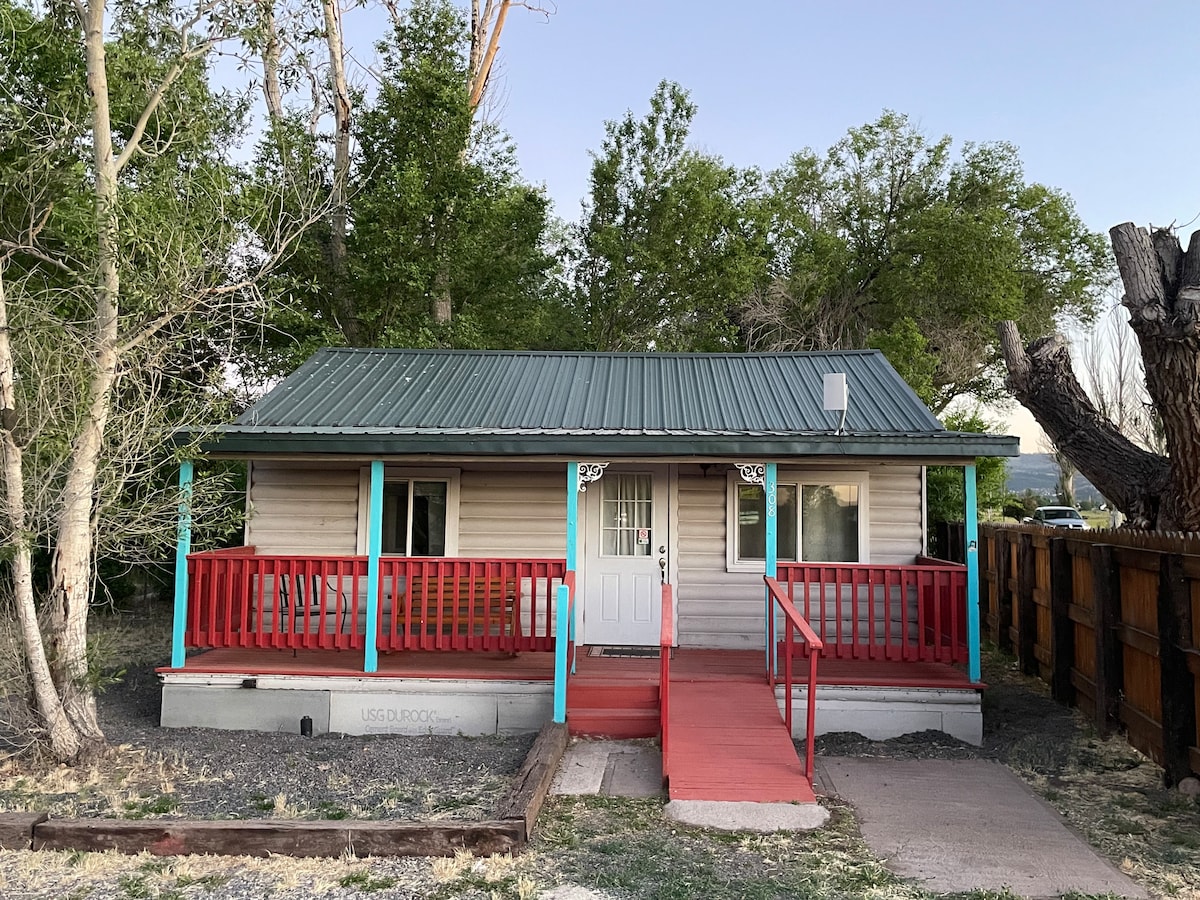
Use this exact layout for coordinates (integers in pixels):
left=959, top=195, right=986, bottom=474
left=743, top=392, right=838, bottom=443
left=744, top=111, right=1110, bottom=411
left=247, top=0, right=562, bottom=373
left=0, top=0, right=318, bottom=761
left=573, top=80, right=764, bottom=352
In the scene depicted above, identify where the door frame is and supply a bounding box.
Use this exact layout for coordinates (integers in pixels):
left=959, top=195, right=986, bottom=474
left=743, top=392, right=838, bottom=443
left=576, top=462, right=678, bottom=646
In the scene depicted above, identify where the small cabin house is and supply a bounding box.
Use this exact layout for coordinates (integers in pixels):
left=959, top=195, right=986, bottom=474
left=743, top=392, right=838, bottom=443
left=162, top=349, right=1016, bottom=798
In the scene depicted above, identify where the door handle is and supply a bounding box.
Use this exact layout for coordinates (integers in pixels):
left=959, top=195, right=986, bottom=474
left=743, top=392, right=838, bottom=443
left=658, top=557, right=666, bottom=584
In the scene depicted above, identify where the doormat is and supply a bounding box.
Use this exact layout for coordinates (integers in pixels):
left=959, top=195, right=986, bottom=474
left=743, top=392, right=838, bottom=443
left=588, top=646, right=668, bottom=659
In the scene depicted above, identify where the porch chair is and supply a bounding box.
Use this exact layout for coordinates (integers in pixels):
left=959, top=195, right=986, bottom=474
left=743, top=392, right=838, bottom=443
left=277, top=573, right=350, bottom=634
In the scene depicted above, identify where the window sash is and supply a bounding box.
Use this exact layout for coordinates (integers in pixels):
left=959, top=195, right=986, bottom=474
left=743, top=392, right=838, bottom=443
left=735, top=481, right=860, bottom=564
left=381, top=479, right=448, bottom=556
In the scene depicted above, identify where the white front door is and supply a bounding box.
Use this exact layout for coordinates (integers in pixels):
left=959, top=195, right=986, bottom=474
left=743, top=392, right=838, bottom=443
left=582, top=465, right=669, bottom=646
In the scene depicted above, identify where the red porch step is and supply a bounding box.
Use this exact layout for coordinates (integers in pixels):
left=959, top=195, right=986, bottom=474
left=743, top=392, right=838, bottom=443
left=566, top=679, right=660, bottom=739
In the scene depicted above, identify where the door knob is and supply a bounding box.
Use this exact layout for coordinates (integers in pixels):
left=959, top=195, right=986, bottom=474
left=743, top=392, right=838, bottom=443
left=658, top=557, right=666, bottom=584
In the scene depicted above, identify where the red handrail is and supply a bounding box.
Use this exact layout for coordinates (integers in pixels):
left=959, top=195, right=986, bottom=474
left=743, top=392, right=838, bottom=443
left=564, top=570, right=577, bottom=673
left=659, top=582, right=674, bottom=780
left=765, top=576, right=823, bottom=786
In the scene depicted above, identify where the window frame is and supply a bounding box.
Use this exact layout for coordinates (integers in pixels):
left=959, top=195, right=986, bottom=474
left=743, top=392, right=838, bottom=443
left=356, top=466, right=461, bottom=556
left=725, top=469, right=869, bottom=572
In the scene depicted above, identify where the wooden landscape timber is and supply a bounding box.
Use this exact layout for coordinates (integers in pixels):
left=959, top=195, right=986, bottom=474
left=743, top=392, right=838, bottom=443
left=32, top=819, right=523, bottom=858
left=980, top=523, right=1200, bottom=785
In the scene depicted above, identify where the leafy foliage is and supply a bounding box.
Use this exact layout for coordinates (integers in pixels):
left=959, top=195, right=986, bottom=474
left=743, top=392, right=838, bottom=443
left=571, top=81, right=765, bottom=351
left=744, top=111, right=1111, bottom=411
left=926, top=410, right=1010, bottom=534
left=249, top=0, right=565, bottom=379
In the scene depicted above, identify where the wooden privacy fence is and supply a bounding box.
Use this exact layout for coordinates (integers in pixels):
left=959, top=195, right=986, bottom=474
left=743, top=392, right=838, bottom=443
left=980, top=524, right=1200, bottom=784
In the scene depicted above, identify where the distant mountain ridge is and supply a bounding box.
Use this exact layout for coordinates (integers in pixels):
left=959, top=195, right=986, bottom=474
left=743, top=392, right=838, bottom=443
left=1006, top=453, right=1103, bottom=504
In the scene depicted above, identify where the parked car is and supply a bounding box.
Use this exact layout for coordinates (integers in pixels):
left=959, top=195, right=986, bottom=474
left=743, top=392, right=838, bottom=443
left=1025, top=506, right=1089, bottom=529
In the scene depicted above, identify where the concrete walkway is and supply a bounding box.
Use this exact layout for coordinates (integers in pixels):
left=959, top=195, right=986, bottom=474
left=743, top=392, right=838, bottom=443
left=820, top=757, right=1148, bottom=898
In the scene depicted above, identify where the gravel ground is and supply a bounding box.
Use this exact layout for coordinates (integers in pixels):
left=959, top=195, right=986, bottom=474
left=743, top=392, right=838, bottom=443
left=811, top=649, right=1110, bottom=774
left=0, top=661, right=535, bottom=823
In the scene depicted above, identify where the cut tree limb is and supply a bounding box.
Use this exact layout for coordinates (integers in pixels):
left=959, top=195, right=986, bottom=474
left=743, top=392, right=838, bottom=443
left=1110, top=223, right=1200, bottom=530
left=997, top=320, right=1169, bottom=528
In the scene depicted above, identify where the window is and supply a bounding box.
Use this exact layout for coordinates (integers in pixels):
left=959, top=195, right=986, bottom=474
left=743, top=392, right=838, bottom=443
left=601, top=473, right=653, bottom=557
left=727, top=472, right=867, bottom=569
left=382, top=481, right=447, bottom=555
left=357, top=468, right=460, bottom=556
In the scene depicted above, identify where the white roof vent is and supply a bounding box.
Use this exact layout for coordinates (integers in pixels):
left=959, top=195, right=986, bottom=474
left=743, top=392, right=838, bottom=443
left=823, top=372, right=848, bottom=435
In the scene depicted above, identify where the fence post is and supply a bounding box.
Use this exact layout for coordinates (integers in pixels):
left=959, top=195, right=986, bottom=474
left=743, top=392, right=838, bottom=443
left=995, top=530, right=1014, bottom=653
left=1048, top=537, right=1076, bottom=704
left=1090, top=544, right=1122, bottom=737
left=935, top=521, right=950, bottom=560
left=1157, top=552, right=1197, bottom=786
left=1017, top=532, right=1037, bottom=676
left=979, top=528, right=991, bottom=635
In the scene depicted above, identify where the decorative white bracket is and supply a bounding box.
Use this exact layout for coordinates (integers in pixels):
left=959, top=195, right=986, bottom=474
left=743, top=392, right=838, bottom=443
left=736, top=463, right=775, bottom=517
left=735, top=463, right=766, bottom=485
left=577, top=462, right=609, bottom=492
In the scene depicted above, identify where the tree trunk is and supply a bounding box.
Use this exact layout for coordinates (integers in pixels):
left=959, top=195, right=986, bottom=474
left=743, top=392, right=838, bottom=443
left=0, top=266, right=84, bottom=761
left=44, top=0, right=124, bottom=758
left=1110, top=223, right=1200, bottom=530
left=468, top=0, right=511, bottom=113
left=321, top=0, right=360, bottom=345
left=997, top=320, right=1169, bottom=528
left=258, top=0, right=284, bottom=123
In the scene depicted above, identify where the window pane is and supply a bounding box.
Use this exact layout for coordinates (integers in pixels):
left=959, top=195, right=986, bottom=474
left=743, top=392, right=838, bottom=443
left=382, top=483, right=409, bottom=554
left=601, top=474, right=652, bottom=557
left=737, top=485, right=764, bottom=560
left=412, top=481, right=447, bottom=556
left=777, top=485, right=798, bottom=561
left=801, top=484, right=858, bottom=562
left=738, top=484, right=797, bottom=561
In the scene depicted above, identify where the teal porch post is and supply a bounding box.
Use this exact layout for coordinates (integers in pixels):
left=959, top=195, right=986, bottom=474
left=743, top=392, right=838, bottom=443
left=765, top=462, right=778, bottom=677
left=965, top=463, right=981, bottom=682
left=364, top=460, right=384, bottom=673
left=555, top=462, right=581, bottom=722
left=566, top=462, right=579, bottom=571
left=170, top=461, right=194, bottom=669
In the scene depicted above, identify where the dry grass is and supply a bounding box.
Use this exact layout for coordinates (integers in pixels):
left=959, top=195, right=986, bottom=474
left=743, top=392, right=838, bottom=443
left=0, top=737, right=208, bottom=819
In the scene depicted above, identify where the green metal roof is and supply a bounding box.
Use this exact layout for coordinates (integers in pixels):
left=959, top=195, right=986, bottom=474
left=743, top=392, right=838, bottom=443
left=206, top=349, right=1018, bottom=459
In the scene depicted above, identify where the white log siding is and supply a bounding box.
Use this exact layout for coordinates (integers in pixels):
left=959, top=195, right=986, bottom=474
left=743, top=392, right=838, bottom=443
left=456, top=465, right=567, bottom=557
left=244, top=463, right=360, bottom=554
left=675, top=464, right=924, bottom=649
left=457, top=466, right=568, bottom=638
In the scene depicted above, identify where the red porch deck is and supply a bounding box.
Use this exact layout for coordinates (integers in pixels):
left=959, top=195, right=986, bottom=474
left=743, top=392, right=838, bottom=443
left=162, top=646, right=977, bottom=689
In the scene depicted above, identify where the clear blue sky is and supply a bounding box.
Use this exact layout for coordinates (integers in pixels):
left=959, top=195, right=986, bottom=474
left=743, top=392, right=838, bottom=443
left=345, top=0, right=1199, bottom=238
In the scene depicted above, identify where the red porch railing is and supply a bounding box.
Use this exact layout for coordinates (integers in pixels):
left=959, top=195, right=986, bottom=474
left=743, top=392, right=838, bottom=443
left=765, top=576, right=822, bottom=786
left=185, top=549, right=567, bottom=654
left=377, top=557, right=567, bottom=652
left=776, top=561, right=968, bottom=664
left=659, top=582, right=674, bottom=780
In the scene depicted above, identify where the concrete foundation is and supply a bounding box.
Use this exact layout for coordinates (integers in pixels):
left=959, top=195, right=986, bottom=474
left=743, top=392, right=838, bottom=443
left=160, top=674, right=553, bottom=736
left=778, top=684, right=983, bottom=745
